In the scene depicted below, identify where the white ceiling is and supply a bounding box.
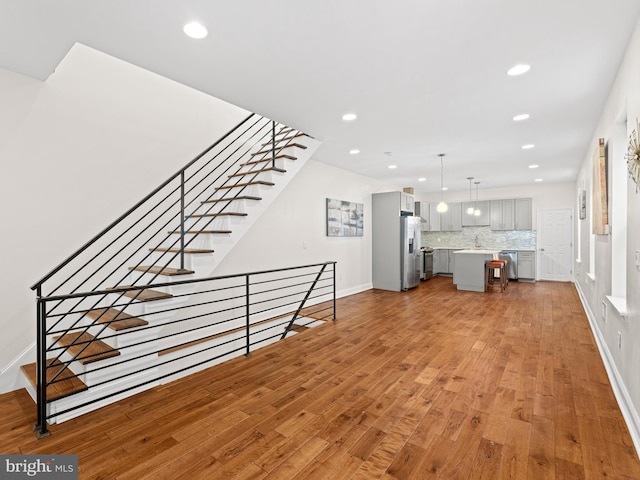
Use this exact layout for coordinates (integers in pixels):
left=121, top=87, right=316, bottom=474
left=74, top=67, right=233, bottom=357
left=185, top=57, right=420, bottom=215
left=2, top=0, right=639, bottom=194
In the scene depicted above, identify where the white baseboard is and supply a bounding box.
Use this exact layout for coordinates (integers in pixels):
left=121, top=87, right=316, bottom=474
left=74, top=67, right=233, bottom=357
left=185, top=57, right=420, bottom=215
left=337, top=282, right=373, bottom=300
left=0, top=342, right=35, bottom=394
left=575, top=282, right=640, bottom=457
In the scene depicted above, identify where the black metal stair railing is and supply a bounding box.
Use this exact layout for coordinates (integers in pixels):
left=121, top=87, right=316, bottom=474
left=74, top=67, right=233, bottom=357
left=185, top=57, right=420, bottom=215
left=27, top=112, right=323, bottom=437
left=33, top=261, right=336, bottom=437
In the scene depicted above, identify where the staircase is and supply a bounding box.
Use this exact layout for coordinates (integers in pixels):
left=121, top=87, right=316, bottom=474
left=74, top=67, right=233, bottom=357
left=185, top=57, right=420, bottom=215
left=23, top=115, right=334, bottom=436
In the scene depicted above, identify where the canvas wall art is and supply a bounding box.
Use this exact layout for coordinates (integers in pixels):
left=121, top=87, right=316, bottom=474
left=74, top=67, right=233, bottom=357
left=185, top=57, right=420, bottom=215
left=592, top=138, right=608, bottom=235
left=326, top=198, right=364, bottom=237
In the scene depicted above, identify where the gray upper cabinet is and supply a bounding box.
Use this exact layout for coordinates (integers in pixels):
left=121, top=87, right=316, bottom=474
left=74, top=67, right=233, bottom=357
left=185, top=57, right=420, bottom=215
left=461, top=201, right=490, bottom=226
left=514, top=198, right=532, bottom=230
left=400, top=192, right=415, bottom=214
left=427, top=202, right=461, bottom=232
left=490, top=199, right=515, bottom=230
left=414, top=202, right=431, bottom=230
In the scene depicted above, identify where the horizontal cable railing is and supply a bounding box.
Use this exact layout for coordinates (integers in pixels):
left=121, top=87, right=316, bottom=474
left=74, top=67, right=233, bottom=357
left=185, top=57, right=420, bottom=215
left=28, top=112, right=317, bottom=437
left=34, top=261, right=336, bottom=437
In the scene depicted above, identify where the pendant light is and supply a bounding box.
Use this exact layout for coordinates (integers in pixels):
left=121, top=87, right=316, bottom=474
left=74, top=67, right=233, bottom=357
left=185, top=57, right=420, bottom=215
left=466, top=177, right=474, bottom=215
left=436, top=154, right=448, bottom=213
left=474, top=181, right=481, bottom=216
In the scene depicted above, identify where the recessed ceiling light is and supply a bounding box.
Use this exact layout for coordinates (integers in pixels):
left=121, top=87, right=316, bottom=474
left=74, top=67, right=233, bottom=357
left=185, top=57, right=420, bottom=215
left=507, top=64, right=531, bottom=76
left=349, top=149, right=360, bottom=155
left=418, top=177, right=426, bottom=182
left=442, top=187, right=448, bottom=191
left=513, top=114, right=530, bottom=121
left=534, top=178, right=543, bottom=182
left=522, top=144, right=535, bottom=150
left=342, top=113, right=357, bottom=121
left=183, top=22, right=208, bottom=39
left=388, top=164, right=397, bottom=169
left=529, top=164, right=539, bottom=169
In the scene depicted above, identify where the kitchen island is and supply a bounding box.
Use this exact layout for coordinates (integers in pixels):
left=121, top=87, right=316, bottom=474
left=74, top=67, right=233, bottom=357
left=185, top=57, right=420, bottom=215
left=452, top=249, right=500, bottom=292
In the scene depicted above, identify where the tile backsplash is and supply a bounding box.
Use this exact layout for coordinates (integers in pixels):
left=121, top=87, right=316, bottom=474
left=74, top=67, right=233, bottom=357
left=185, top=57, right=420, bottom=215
left=421, top=226, right=536, bottom=250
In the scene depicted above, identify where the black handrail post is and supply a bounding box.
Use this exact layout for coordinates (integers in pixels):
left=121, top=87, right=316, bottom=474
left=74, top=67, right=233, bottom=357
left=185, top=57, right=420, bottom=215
left=245, top=274, right=251, bottom=357
left=180, top=171, right=186, bottom=271
left=271, top=121, right=276, bottom=168
left=332, top=263, right=337, bottom=322
left=34, top=289, right=50, bottom=437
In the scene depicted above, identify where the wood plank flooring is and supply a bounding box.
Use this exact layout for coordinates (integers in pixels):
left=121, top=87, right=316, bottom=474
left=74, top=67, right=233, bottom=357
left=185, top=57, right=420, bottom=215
left=2, top=277, right=640, bottom=479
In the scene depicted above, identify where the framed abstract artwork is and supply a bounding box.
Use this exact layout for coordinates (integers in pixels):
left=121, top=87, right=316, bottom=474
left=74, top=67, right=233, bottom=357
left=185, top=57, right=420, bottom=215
left=326, top=198, right=363, bottom=237
left=592, top=138, right=608, bottom=235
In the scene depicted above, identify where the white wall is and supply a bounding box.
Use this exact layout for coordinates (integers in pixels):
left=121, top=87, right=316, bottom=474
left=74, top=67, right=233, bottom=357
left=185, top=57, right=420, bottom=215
left=0, top=43, right=250, bottom=382
left=574, top=16, right=640, bottom=451
left=214, top=159, right=398, bottom=297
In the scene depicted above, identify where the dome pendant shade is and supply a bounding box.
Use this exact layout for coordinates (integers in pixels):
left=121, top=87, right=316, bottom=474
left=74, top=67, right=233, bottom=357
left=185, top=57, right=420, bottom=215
left=437, top=201, right=449, bottom=213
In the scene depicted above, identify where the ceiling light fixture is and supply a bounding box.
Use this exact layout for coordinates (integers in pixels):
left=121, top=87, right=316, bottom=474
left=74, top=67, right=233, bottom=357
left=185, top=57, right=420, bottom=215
left=418, top=177, right=426, bottom=182
left=474, top=181, right=481, bottom=216
left=349, top=149, right=360, bottom=154
left=522, top=144, right=535, bottom=150
left=529, top=164, right=539, bottom=169
left=513, top=114, right=530, bottom=121
left=183, top=22, right=208, bottom=39
left=388, top=164, right=397, bottom=169
left=466, top=177, right=475, bottom=215
left=507, top=64, right=531, bottom=76
left=535, top=178, right=543, bottom=182
left=342, top=113, right=357, bottom=121
left=436, top=154, right=448, bottom=213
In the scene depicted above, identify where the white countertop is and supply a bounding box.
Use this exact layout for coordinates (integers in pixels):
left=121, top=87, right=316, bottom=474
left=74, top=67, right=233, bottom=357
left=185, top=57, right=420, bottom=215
left=453, top=249, right=500, bottom=255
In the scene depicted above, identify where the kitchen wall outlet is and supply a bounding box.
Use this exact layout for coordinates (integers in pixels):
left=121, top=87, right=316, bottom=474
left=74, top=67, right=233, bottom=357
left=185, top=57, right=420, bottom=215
left=618, top=331, right=622, bottom=349
left=602, top=301, right=607, bottom=323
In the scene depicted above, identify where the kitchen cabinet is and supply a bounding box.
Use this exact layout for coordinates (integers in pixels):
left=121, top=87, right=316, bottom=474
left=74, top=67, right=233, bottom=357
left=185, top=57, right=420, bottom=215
left=490, top=199, right=515, bottom=230
left=414, top=202, right=431, bottom=230
left=461, top=201, right=490, bottom=226
left=517, top=250, right=536, bottom=281
left=433, top=202, right=462, bottom=231
left=428, top=204, right=441, bottom=231
left=514, top=198, right=532, bottom=230
left=401, top=192, right=415, bottom=214
left=433, top=249, right=447, bottom=274
left=433, top=249, right=459, bottom=275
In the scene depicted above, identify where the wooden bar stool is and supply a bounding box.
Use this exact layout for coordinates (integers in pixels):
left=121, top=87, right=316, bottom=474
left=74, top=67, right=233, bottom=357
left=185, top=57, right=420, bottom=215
left=485, top=259, right=507, bottom=292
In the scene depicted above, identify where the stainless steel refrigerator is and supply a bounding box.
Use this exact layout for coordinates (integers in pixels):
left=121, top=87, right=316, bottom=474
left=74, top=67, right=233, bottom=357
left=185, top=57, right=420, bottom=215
left=372, top=192, right=422, bottom=291
left=400, top=215, right=421, bottom=290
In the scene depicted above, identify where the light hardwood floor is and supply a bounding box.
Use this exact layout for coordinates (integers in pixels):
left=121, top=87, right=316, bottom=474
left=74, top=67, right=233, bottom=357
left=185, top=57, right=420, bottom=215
left=1, top=277, right=639, bottom=479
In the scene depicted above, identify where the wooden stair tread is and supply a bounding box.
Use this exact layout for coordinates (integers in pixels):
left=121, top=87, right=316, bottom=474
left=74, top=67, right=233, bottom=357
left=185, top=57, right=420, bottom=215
left=168, top=229, right=232, bottom=235
left=201, top=196, right=262, bottom=204
left=252, top=143, right=307, bottom=156
left=149, top=247, right=214, bottom=254
left=21, top=360, right=88, bottom=402
left=261, top=133, right=307, bottom=146
left=215, top=181, right=274, bottom=190
left=107, top=286, right=173, bottom=302
left=240, top=155, right=298, bottom=167
left=128, top=266, right=195, bottom=276
left=86, top=307, right=149, bottom=331
left=53, top=332, right=120, bottom=364
left=228, top=167, right=286, bottom=178
left=191, top=212, right=247, bottom=218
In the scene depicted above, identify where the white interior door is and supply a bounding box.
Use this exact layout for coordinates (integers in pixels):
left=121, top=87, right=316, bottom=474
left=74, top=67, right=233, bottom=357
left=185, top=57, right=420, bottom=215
left=537, top=208, right=573, bottom=281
